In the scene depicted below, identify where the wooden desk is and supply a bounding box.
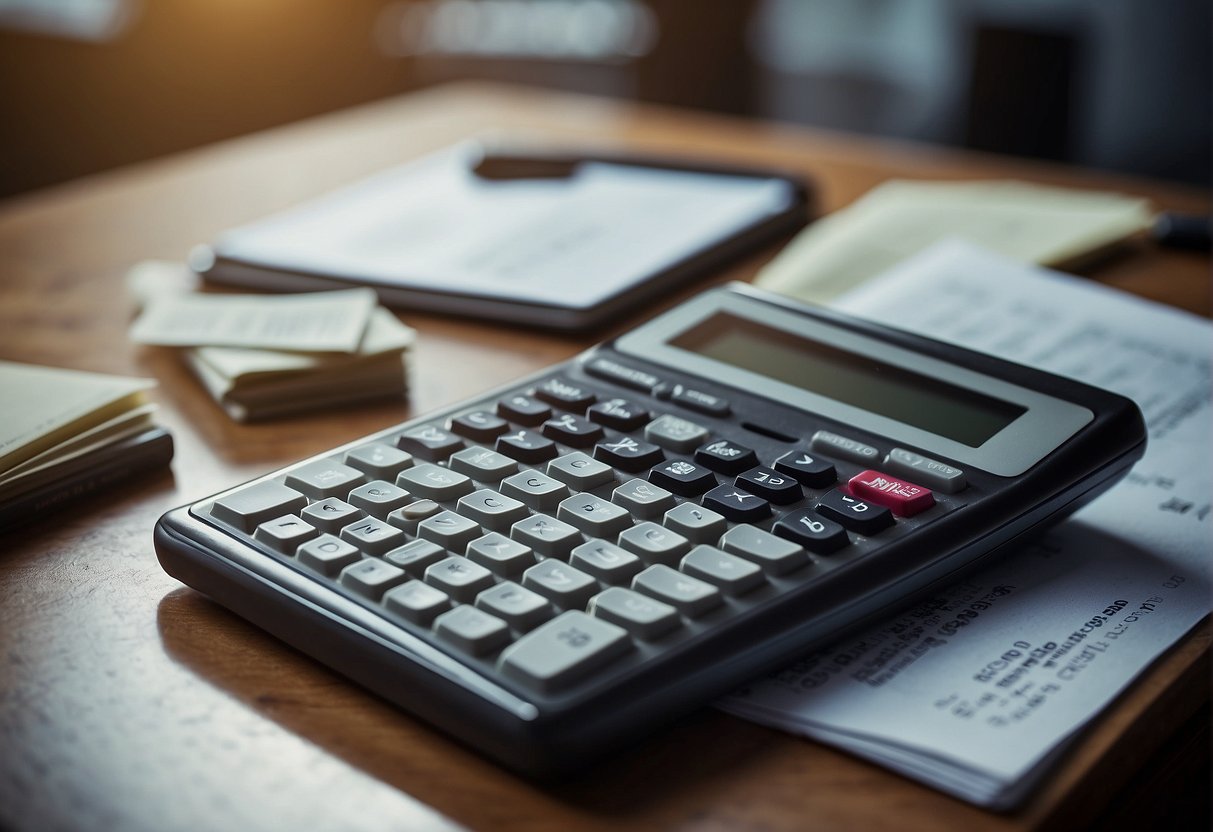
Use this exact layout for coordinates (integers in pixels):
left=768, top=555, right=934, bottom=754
left=1, top=83, right=1208, bottom=831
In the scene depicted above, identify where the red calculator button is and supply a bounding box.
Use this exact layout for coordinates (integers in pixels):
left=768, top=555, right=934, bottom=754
left=847, top=470, right=935, bottom=517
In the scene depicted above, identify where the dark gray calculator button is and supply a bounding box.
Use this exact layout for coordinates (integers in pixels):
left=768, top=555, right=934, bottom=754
left=212, top=480, right=307, bottom=533
left=383, top=539, right=447, bottom=576
left=773, top=510, right=849, bottom=554
left=339, top=557, right=407, bottom=600
left=496, top=430, right=558, bottom=464
left=296, top=534, right=361, bottom=576
left=702, top=484, right=771, bottom=523
left=254, top=514, right=318, bottom=554
left=680, top=545, right=765, bottom=595
left=541, top=413, right=604, bottom=448
left=884, top=448, right=967, bottom=494
left=649, top=459, right=717, bottom=497
left=497, top=394, right=552, bottom=426
left=810, top=430, right=880, bottom=466
left=301, top=497, right=362, bottom=533
left=594, top=435, right=664, bottom=472
left=396, top=424, right=465, bottom=461
left=587, top=397, right=651, bottom=432
left=589, top=587, right=680, bottom=639
left=694, top=439, right=757, bottom=475
left=632, top=564, right=721, bottom=617
left=343, top=443, right=414, bottom=481
left=816, top=490, right=894, bottom=535
left=347, top=480, right=413, bottom=518
left=720, top=525, right=808, bottom=575
left=735, top=467, right=803, bottom=505
left=583, top=358, right=661, bottom=393
left=670, top=386, right=730, bottom=417
left=774, top=450, right=837, bottom=488
left=283, top=460, right=365, bottom=500
left=449, top=411, right=510, bottom=442
left=534, top=377, right=596, bottom=411
left=499, top=610, right=630, bottom=693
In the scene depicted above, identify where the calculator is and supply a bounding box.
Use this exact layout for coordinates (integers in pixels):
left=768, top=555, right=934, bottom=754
left=154, top=283, right=1146, bottom=776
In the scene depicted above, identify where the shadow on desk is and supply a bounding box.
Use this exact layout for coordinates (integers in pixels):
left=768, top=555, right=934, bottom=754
left=154, top=587, right=799, bottom=828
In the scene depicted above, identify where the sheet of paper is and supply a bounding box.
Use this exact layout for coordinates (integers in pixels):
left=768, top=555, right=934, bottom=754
left=0, top=361, right=154, bottom=473
left=754, top=180, right=1153, bottom=304
left=721, top=240, right=1211, bottom=808
left=129, top=288, right=377, bottom=352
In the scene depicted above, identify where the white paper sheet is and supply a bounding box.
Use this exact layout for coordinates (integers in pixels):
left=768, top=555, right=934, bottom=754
left=721, top=240, right=1211, bottom=808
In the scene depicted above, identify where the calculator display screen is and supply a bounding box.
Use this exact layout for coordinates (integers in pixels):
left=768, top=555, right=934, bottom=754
left=669, top=313, right=1026, bottom=447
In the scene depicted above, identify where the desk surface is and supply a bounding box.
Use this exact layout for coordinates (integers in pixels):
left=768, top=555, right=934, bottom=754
left=1, top=83, right=1209, bottom=832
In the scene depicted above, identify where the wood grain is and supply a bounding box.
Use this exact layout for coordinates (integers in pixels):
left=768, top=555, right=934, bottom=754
left=0, top=82, right=1208, bottom=832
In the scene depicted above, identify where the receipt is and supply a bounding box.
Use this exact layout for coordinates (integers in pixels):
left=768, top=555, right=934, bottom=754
left=722, top=240, right=1211, bottom=808
left=129, top=288, right=377, bottom=353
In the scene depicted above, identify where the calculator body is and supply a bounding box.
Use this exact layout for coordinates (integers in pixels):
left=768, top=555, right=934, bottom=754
left=154, top=283, right=1146, bottom=777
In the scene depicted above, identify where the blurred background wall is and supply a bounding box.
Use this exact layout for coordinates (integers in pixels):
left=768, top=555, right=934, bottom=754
left=1, top=0, right=1208, bottom=199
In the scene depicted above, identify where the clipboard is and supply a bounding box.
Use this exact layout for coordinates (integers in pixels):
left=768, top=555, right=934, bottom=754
left=193, top=144, right=813, bottom=331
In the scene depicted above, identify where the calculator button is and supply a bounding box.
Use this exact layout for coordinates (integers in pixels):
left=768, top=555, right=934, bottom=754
left=500, top=470, right=570, bottom=511
left=542, top=413, right=605, bottom=447
left=735, top=467, right=803, bottom=505
left=593, top=435, right=664, bottom=472
left=612, top=478, right=676, bottom=519
left=283, top=460, right=366, bottom=500
left=644, top=414, right=710, bottom=453
left=571, top=539, right=644, bottom=584
left=648, top=459, right=718, bottom=497
left=340, top=517, right=407, bottom=555
left=449, top=446, right=518, bottom=482
left=669, top=386, right=730, bottom=417
left=344, top=443, right=414, bottom=481
left=340, top=557, right=408, bottom=600
left=810, top=430, right=880, bottom=466
left=424, top=556, right=495, bottom=602
left=383, top=539, right=447, bottom=576
left=694, top=439, right=758, bottom=475
left=587, top=397, right=651, bottom=432
left=396, top=463, right=475, bottom=502
left=848, top=470, right=935, bottom=517
left=496, top=430, right=559, bottom=464
left=497, top=394, right=552, bottom=426
left=884, top=448, right=967, bottom=494
left=383, top=580, right=450, bottom=625
left=618, top=521, right=691, bottom=566
left=254, top=514, right=318, bottom=554
left=701, top=484, right=771, bottom=523
left=510, top=513, right=582, bottom=558
left=476, top=582, right=553, bottom=631
left=396, top=424, right=465, bottom=461
left=547, top=452, right=615, bottom=490
left=212, top=481, right=309, bottom=533
left=522, top=559, right=598, bottom=608
left=680, top=545, right=765, bottom=595
left=301, top=497, right=363, bottom=533
left=296, top=534, right=361, bottom=576
left=386, top=499, right=442, bottom=534
left=457, top=488, right=530, bottom=531
left=773, top=450, right=837, bottom=488
left=720, top=525, right=808, bottom=575
left=815, top=490, right=895, bottom=535
left=662, top=502, right=727, bottom=544
left=534, top=377, right=597, bottom=411
left=449, top=411, right=510, bottom=443
left=583, top=358, right=661, bottom=394
left=436, top=605, right=511, bottom=656
left=632, top=564, right=722, bottom=617
left=589, top=587, right=680, bottom=639
left=466, top=532, right=536, bottom=576
left=347, top=480, right=414, bottom=518
left=418, top=510, right=482, bottom=552
left=557, top=493, right=633, bottom=538
left=772, top=510, right=849, bottom=554
left=499, top=610, right=631, bottom=693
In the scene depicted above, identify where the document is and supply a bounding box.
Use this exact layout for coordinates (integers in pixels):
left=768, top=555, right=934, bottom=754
left=722, top=240, right=1211, bottom=808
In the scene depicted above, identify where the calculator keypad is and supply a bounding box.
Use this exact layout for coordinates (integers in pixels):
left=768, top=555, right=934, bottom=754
left=202, top=368, right=964, bottom=698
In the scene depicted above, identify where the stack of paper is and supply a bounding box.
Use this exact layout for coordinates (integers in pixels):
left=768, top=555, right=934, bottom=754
left=755, top=179, right=1154, bottom=304
left=0, top=362, right=173, bottom=527
left=128, top=262, right=416, bottom=421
